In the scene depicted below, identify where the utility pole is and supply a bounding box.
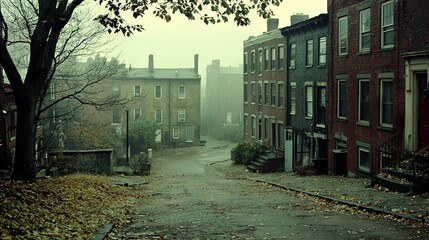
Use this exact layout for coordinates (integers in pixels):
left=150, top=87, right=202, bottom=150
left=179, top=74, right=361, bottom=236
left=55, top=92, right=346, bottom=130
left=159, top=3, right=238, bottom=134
left=126, top=110, right=129, bottom=163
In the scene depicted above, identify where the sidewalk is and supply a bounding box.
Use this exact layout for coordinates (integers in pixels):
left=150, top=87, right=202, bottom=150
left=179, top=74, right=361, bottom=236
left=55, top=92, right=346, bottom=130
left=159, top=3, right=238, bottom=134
left=210, top=160, right=429, bottom=224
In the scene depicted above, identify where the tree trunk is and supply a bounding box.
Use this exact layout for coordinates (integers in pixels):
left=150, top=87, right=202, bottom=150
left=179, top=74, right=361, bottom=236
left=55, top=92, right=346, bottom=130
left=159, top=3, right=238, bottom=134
left=10, top=98, right=37, bottom=182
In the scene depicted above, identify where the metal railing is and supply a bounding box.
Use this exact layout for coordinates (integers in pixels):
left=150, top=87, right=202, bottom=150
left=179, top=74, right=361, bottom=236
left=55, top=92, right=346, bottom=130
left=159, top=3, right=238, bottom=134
left=371, top=131, right=404, bottom=179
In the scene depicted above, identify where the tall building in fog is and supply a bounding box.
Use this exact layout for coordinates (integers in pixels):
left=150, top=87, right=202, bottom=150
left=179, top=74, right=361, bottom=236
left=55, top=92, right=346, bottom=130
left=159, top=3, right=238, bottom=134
left=203, top=60, right=243, bottom=136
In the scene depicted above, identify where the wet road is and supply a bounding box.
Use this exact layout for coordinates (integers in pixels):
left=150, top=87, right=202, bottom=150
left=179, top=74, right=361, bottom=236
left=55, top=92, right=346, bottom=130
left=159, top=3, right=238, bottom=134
left=111, top=139, right=428, bottom=239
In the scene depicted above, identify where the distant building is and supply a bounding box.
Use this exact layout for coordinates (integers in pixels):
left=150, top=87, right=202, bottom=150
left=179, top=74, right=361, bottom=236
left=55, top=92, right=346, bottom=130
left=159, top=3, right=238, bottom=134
left=243, top=18, right=286, bottom=157
left=48, top=54, right=201, bottom=158
left=203, top=60, right=243, bottom=136
left=290, top=14, right=310, bottom=25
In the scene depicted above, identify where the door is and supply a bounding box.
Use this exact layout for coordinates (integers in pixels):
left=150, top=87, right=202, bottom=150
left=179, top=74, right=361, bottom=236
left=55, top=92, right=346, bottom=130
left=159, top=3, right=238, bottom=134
left=284, top=130, right=293, bottom=172
left=271, top=122, right=276, bottom=151
left=418, top=73, right=429, bottom=149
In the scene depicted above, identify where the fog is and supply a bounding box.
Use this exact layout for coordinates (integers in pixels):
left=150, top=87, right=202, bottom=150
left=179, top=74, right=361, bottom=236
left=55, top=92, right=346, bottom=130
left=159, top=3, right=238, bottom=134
left=107, top=0, right=327, bottom=80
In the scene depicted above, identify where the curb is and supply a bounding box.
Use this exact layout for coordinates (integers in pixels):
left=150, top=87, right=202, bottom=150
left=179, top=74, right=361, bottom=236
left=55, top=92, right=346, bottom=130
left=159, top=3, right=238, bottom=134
left=248, top=178, right=427, bottom=224
left=92, top=224, right=113, bottom=240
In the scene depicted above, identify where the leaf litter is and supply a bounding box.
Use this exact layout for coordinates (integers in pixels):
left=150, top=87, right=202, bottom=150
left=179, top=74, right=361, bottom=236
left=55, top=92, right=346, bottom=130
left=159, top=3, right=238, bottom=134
left=0, top=173, right=144, bottom=239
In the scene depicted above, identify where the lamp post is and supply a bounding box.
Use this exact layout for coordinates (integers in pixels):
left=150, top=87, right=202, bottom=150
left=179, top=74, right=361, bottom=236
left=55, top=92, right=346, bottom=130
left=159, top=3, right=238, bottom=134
left=126, top=110, right=129, bottom=163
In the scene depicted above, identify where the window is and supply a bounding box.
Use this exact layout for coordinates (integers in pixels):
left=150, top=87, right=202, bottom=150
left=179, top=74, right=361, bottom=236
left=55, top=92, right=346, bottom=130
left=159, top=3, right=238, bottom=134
left=244, top=115, right=248, bottom=134
left=251, top=82, right=256, bottom=103
left=178, top=85, right=185, bottom=99
left=316, top=86, right=327, bottom=126
left=290, top=43, right=296, bottom=69
left=278, top=123, right=284, bottom=149
left=155, top=85, right=162, bottom=99
left=173, top=127, right=179, bottom=139
left=305, top=85, right=313, bottom=117
left=358, top=146, right=370, bottom=172
left=278, top=45, right=284, bottom=69
left=258, top=48, right=262, bottom=75
left=185, top=126, right=194, bottom=142
left=134, top=85, right=141, bottom=97
left=278, top=83, right=284, bottom=107
left=270, top=47, right=276, bottom=70
left=251, top=50, right=255, bottom=73
left=50, top=83, right=56, bottom=99
left=112, top=85, right=119, bottom=97
left=319, top=37, right=327, bottom=65
left=243, top=52, right=248, bottom=74
left=244, top=83, right=248, bottom=102
left=155, top=109, right=162, bottom=124
left=306, top=40, right=313, bottom=66
left=264, top=48, right=269, bottom=71
left=258, top=119, right=262, bottom=141
left=51, top=109, right=56, bottom=124
left=178, top=108, right=186, bottom=122
left=290, top=82, right=296, bottom=114
left=112, top=108, right=120, bottom=124
left=251, top=116, right=256, bottom=137
left=258, top=82, right=262, bottom=104
left=270, top=83, right=276, bottom=106
left=337, top=80, right=347, bottom=119
left=339, top=16, right=348, bottom=55
left=381, top=1, right=394, bottom=48
left=380, top=80, right=393, bottom=126
left=360, top=8, right=371, bottom=52
left=264, top=82, right=269, bottom=105
left=358, top=79, right=370, bottom=122
left=134, top=108, right=141, bottom=120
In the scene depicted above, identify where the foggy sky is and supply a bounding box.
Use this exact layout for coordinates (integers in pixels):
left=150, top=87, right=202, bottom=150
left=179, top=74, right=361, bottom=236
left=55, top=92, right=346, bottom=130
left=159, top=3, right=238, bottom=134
left=107, top=0, right=327, bottom=78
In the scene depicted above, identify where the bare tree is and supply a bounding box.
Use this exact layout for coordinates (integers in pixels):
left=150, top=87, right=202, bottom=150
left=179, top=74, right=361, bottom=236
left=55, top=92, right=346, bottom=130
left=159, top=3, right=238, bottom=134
left=0, top=0, right=283, bottom=181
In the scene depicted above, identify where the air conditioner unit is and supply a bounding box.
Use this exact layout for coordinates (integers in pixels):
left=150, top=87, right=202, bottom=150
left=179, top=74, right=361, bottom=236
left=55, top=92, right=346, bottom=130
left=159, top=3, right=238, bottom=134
left=179, top=119, right=185, bottom=122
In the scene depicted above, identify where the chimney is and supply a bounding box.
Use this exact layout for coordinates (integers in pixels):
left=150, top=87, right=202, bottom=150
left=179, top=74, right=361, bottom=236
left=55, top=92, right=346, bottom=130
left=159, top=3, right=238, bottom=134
left=291, top=13, right=309, bottom=25
left=194, top=54, right=199, bottom=74
left=149, top=54, right=154, bottom=72
left=267, top=18, right=279, bottom=32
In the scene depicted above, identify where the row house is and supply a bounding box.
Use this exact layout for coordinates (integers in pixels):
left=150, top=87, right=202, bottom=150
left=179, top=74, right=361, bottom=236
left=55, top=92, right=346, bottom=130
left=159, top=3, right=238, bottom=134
left=203, top=60, right=243, bottom=136
left=328, top=0, right=429, bottom=192
left=281, top=14, right=329, bottom=172
left=243, top=19, right=286, bottom=158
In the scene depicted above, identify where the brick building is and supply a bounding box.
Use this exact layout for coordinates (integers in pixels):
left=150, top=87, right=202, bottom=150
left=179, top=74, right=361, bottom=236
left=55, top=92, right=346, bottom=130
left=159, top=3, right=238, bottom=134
left=243, top=19, right=286, bottom=157
left=327, top=0, right=404, bottom=176
left=281, top=14, right=328, bottom=172
left=203, top=60, right=243, bottom=136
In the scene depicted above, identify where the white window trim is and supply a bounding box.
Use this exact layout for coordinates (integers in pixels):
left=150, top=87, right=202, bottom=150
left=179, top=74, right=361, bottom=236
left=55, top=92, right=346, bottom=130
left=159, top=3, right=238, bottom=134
left=338, top=16, right=348, bottom=56
left=264, top=48, right=269, bottom=71
left=251, top=50, right=256, bottom=73
left=244, top=82, right=248, bottom=103
left=178, top=108, right=186, bottom=122
left=243, top=52, right=248, bottom=74
left=178, top=85, right=186, bottom=99
left=277, top=44, right=284, bottom=70
left=50, top=83, right=56, bottom=100
left=381, top=0, right=394, bottom=49
left=290, top=82, right=296, bottom=115
left=172, top=126, right=179, bottom=139
left=251, top=115, right=256, bottom=138
left=359, top=8, right=371, bottom=52
left=290, top=43, right=296, bottom=69
left=278, top=82, right=284, bottom=108
left=270, top=81, right=276, bottom=107
left=134, top=108, right=141, bottom=120
left=134, top=85, right=141, bottom=97
left=358, top=146, right=370, bottom=172
left=305, top=82, right=313, bottom=118
left=244, top=113, right=249, bottom=135
left=306, top=39, right=314, bottom=67
left=154, top=85, right=162, bottom=99
left=270, top=47, right=276, bottom=70
left=319, top=37, right=327, bottom=66
left=380, top=79, right=393, bottom=128
left=251, top=81, right=256, bottom=104
left=155, top=109, right=163, bottom=124
left=112, top=108, right=119, bottom=125
left=258, top=48, right=263, bottom=75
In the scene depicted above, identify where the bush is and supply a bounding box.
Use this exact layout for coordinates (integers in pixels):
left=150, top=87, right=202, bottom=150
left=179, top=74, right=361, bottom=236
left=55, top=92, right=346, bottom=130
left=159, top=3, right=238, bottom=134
left=231, top=141, right=266, bottom=165
left=130, top=153, right=151, bottom=175
left=210, top=125, right=243, bottom=143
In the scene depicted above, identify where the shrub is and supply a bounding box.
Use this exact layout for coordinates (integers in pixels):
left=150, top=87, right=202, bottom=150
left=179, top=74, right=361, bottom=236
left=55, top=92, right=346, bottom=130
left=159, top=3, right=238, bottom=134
left=209, top=125, right=243, bottom=143
left=130, top=153, right=151, bottom=175
left=231, top=141, right=266, bottom=165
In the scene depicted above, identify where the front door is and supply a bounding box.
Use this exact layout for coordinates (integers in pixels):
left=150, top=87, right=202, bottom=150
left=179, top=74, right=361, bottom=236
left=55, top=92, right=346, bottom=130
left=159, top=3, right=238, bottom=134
left=418, top=73, right=429, bottom=149
left=271, top=122, right=276, bottom=151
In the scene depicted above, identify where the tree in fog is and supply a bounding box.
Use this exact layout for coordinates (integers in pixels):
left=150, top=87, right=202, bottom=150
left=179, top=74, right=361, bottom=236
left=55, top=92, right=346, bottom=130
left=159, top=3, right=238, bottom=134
left=0, top=0, right=283, bottom=181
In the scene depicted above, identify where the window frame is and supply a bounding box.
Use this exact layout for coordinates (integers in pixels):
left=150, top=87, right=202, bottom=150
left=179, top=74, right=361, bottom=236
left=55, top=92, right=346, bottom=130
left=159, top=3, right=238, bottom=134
left=243, top=82, right=248, bottom=103
left=380, top=79, right=393, bottom=128
left=277, top=45, right=284, bottom=70
left=154, top=85, right=162, bottom=99
left=306, top=39, right=314, bottom=67
left=319, top=37, right=327, bottom=66
left=112, top=85, right=120, bottom=97
left=172, top=126, right=179, bottom=139
left=270, top=47, right=276, bottom=70
left=264, top=48, right=269, bottom=71
left=290, top=82, right=296, bottom=115
left=338, top=16, right=348, bottom=56
left=251, top=82, right=256, bottom=103
left=50, top=83, right=56, bottom=100
left=270, top=82, right=276, bottom=106
left=112, top=108, right=120, bottom=125
left=358, top=146, right=370, bottom=172
left=251, top=115, right=256, bottom=138
left=134, top=108, right=141, bottom=120
left=244, top=114, right=248, bottom=135
left=264, top=82, right=269, bottom=105
left=178, top=108, right=186, bottom=122
left=134, top=85, right=141, bottom=97
left=278, top=83, right=284, bottom=108
left=251, top=50, right=256, bottom=73
left=381, top=0, right=394, bottom=49
left=305, top=83, right=313, bottom=118
left=337, top=79, right=347, bottom=119
left=358, top=79, right=370, bottom=124
left=258, top=48, right=263, bottom=75
left=258, top=81, right=263, bottom=105
left=289, top=43, right=296, bottom=69
left=359, top=8, right=371, bottom=52
left=155, top=109, right=163, bottom=124
left=178, top=85, right=186, bottom=99
left=243, top=52, right=248, bottom=74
